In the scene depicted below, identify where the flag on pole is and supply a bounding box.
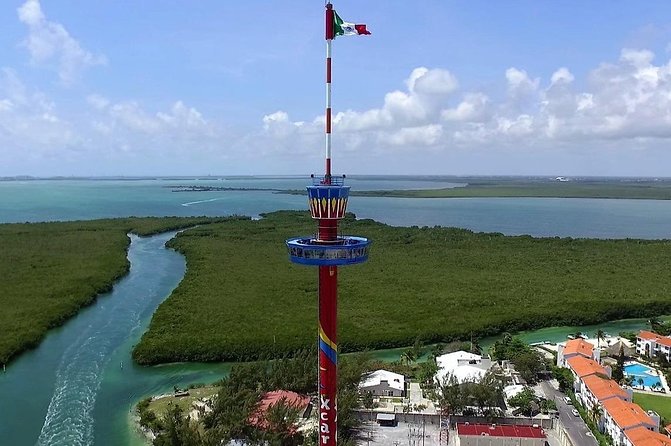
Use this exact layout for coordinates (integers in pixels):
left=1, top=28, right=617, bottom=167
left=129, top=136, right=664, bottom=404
left=333, top=10, right=371, bottom=37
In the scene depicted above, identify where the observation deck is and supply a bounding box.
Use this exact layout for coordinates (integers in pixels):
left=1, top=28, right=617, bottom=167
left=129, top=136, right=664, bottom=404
left=286, top=175, right=371, bottom=266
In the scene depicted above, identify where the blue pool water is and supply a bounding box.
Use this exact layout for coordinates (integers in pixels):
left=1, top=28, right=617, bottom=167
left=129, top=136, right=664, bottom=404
left=624, top=363, right=663, bottom=388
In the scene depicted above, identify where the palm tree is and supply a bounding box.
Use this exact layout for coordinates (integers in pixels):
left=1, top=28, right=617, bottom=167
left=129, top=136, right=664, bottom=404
left=596, top=329, right=605, bottom=349
left=590, top=405, right=603, bottom=430
left=400, top=350, right=416, bottom=366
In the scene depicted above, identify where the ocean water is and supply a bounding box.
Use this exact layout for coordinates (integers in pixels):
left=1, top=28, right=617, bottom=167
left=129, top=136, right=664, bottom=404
left=1, top=177, right=671, bottom=239
left=2, top=176, right=671, bottom=445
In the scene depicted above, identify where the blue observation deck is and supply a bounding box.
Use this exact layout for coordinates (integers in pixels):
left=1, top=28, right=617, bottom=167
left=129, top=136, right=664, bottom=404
left=306, top=175, right=350, bottom=220
left=286, top=175, right=371, bottom=267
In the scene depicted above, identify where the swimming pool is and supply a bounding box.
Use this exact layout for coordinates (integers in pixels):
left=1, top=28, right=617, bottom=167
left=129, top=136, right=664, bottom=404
left=624, top=363, right=663, bottom=388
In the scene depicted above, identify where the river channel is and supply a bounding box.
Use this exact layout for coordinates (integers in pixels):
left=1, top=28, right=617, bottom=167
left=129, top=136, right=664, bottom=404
left=0, top=230, right=664, bottom=446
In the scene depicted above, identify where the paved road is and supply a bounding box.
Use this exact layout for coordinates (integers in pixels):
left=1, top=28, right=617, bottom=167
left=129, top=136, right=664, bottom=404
left=540, top=382, right=598, bottom=446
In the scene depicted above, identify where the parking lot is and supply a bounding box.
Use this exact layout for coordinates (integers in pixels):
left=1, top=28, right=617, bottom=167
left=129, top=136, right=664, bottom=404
left=356, top=421, right=450, bottom=446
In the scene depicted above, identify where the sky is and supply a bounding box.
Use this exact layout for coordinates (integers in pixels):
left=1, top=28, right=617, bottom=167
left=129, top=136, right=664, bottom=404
left=3, top=1, right=671, bottom=177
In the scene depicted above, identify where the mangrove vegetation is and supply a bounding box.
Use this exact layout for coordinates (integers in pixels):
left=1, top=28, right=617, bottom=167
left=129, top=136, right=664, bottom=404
left=133, top=210, right=671, bottom=365
left=0, top=216, right=229, bottom=365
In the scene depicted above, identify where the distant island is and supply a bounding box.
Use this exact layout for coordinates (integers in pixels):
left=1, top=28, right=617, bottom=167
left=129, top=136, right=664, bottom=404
left=168, top=177, right=671, bottom=200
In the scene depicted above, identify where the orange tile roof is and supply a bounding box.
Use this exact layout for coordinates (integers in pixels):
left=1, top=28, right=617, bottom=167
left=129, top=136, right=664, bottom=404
left=564, top=339, right=595, bottom=358
left=567, top=356, right=607, bottom=378
left=638, top=331, right=671, bottom=348
left=625, top=426, right=671, bottom=446
left=603, top=399, right=655, bottom=430
left=582, top=375, right=629, bottom=402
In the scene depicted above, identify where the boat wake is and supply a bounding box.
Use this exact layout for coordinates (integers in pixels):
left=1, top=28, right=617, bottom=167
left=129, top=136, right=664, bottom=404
left=36, top=235, right=154, bottom=446
left=181, top=197, right=224, bottom=207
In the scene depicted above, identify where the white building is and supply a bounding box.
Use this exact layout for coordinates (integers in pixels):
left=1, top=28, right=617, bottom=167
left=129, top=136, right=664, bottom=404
left=566, top=356, right=610, bottom=393
left=624, top=426, right=671, bottom=446
left=435, top=351, right=493, bottom=385
left=359, top=369, right=406, bottom=397
left=636, top=331, right=671, bottom=361
left=557, top=338, right=600, bottom=368
left=579, top=374, right=631, bottom=410
left=602, top=398, right=659, bottom=446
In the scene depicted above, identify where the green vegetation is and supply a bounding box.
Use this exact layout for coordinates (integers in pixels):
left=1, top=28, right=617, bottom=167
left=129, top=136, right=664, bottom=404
left=140, top=350, right=371, bottom=446
left=347, top=178, right=671, bottom=200
left=134, top=210, right=671, bottom=365
left=0, top=216, right=228, bottom=365
left=633, top=392, right=671, bottom=423
left=280, top=177, right=671, bottom=200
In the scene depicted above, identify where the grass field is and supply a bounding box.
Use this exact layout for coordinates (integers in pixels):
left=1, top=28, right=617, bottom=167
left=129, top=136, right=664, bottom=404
left=147, top=386, right=219, bottom=417
left=0, top=217, right=228, bottom=365
left=132, top=210, right=671, bottom=365
left=633, top=392, right=671, bottom=420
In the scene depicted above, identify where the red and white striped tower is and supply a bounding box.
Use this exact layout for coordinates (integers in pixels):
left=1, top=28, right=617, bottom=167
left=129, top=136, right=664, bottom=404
left=286, top=4, right=371, bottom=445
left=325, top=3, right=334, bottom=184
left=319, top=4, right=338, bottom=445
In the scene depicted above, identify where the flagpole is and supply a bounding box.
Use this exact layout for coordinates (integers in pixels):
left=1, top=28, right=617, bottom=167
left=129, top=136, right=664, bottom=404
left=325, top=2, right=333, bottom=184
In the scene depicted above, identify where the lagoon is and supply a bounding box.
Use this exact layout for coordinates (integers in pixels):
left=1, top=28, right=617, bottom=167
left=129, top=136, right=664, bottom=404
left=2, top=177, right=671, bottom=239
left=1, top=177, right=671, bottom=444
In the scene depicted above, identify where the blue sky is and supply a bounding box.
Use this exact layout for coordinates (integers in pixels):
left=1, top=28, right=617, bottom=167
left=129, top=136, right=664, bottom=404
left=3, top=1, right=671, bottom=176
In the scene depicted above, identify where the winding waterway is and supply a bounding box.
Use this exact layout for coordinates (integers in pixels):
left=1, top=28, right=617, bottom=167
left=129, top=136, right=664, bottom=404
left=2, top=178, right=671, bottom=445
left=0, top=230, right=663, bottom=445
left=0, top=232, right=234, bottom=445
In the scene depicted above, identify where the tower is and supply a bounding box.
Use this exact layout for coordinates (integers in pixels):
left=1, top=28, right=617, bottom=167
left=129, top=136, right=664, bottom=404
left=285, top=4, right=370, bottom=444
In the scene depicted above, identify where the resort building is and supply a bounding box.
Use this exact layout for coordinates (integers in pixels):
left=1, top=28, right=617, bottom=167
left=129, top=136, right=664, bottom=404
left=636, top=331, right=671, bottom=361
left=557, top=338, right=600, bottom=368
left=579, top=374, right=631, bottom=410
left=456, top=423, right=546, bottom=446
left=624, top=426, right=671, bottom=446
left=602, top=398, right=660, bottom=446
left=566, top=356, right=610, bottom=392
left=435, top=351, right=493, bottom=385
left=248, top=390, right=312, bottom=433
left=359, top=369, right=406, bottom=397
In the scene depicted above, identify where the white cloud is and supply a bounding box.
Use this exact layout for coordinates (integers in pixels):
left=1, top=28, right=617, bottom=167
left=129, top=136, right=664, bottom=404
left=550, top=67, right=575, bottom=85
left=17, top=0, right=107, bottom=84
left=86, top=94, right=109, bottom=111
left=0, top=68, right=77, bottom=154
left=442, top=93, right=490, bottom=122
left=260, top=47, right=671, bottom=158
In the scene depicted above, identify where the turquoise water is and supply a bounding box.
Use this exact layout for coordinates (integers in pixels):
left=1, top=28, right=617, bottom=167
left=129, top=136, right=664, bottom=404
left=624, top=363, right=663, bottom=388
left=0, top=232, right=234, bottom=445
left=2, top=177, right=671, bottom=445
left=2, top=178, right=671, bottom=238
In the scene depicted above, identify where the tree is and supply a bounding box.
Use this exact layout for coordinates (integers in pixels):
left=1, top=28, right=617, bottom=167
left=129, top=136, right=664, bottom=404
left=514, top=351, right=544, bottom=384
left=153, top=404, right=203, bottom=446
left=417, top=359, right=439, bottom=389
left=612, top=345, right=625, bottom=383
left=589, top=404, right=603, bottom=427
left=492, top=335, right=531, bottom=362
left=596, top=329, right=605, bottom=348
left=437, top=373, right=464, bottom=416
left=508, top=388, right=537, bottom=416
left=552, top=366, right=574, bottom=393
left=258, top=398, right=302, bottom=446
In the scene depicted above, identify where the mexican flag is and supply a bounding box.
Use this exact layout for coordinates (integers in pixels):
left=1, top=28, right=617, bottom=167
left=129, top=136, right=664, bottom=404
left=333, top=10, right=371, bottom=37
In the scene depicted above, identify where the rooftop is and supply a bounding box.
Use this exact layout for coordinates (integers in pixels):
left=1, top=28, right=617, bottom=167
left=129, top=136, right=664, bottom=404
left=563, top=338, right=595, bottom=358
left=249, top=390, right=311, bottom=430
left=566, top=356, right=608, bottom=378
left=625, top=426, right=671, bottom=446
left=603, top=399, right=656, bottom=430
left=638, top=330, right=671, bottom=348
left=457, top=423, right=546, bottom=439
left=360, top=369, right=405, bottom=391
left=582, top=375, right=629, bottom=402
